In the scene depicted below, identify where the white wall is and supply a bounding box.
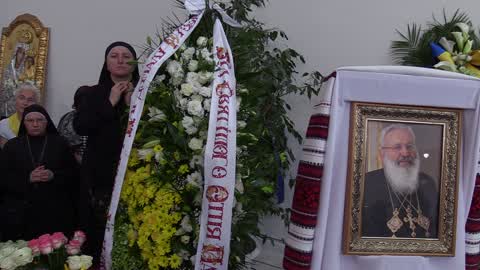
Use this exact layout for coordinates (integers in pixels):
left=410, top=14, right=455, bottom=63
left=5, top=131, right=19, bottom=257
left=2, top=0, right=480, bottom=243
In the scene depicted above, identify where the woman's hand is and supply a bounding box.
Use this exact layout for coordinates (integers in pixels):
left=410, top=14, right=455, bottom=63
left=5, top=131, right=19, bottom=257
left=123, top=82, right=134, bottom=106
left=109, top=81, right=130, bottom=106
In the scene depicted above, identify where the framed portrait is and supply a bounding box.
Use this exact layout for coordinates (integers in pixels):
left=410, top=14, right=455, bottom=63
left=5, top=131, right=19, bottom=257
left=0, top=13, right=49, bottom=117
left=343, top=102, right=461, bottom=256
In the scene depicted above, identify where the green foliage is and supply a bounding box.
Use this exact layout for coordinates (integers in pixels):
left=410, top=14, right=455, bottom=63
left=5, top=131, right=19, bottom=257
left=113, top=1, right=322, bottom=269
left=391, top=9, right=479, bottom=67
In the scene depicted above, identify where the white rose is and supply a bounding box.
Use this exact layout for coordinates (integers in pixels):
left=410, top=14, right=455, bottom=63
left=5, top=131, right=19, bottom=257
left=237, top=121, right=246, bottom=129
left=199, top=130, right=208, bottom=140
left=186, top=72, right=200, bottom=85
left=200, top=48, right=211, bottom=59
left=166, top=60, right=183, bottom=76
left=179, top=44, right=187, bottom=51
left=79, top=255, right=93, bottom=269
left=198, top=71, right=214, bottom=85
left=0, top=256, right=17, bottom=270
left=170, top=74, right=184, bottom=86
left=11, top=247, right=33, bottom=266
left=188, top=138, right=203, bottom=151
left=179, top=98, right=189, bottom=110
left=67, top=255, right=82, bottom=270
left=187, top=100, right=204, bottom=117
left=153, top=74, right=166, bottom=85
left=199, top=86, right=211, bottom=97
left=188, top=60, right=199, bottom=72
left=182, top=116, right=195, bottom=129
left=180, top=83, right=195, bottom=97
left=203, top=99, right=211, bottom=112
left=189, top=155, right=204, bottom=168
left=0, top=246, right=16, bottom=258
left=147, top=107, right=166, bottom=122
left=196, top=36, right=208, bottom=47
left=182, top=47, right=196, bottom=62
left=191, top=94, right=203, bottom=102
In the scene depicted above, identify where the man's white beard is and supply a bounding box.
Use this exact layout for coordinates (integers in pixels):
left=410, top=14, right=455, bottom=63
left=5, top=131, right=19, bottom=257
left=383, top=156, right=420, bottom=194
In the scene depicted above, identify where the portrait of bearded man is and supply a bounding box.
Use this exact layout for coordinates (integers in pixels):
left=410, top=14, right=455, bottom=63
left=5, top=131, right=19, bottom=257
left=361, top=123, right=439, bottom=238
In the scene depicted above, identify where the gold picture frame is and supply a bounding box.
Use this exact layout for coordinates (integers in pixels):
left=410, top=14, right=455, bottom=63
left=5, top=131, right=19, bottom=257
left=343, top=102, right=461, bottom=256
left=0, top=13, right=49, bottom=117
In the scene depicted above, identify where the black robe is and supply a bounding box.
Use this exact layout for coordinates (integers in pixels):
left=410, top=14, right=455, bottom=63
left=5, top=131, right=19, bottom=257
left=0, top=135, right=77, bottom=240
left=72, top=82, right=127, bottom=260
left=362, top=169, right=439, bottom=238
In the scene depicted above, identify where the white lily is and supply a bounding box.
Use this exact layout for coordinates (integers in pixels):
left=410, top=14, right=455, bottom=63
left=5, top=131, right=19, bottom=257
left=451, top=32, right=465, bottom=52
left=463, top=40, right=473, bottom=54
left=455, top=22, right=470, bottom=35
left=434, top=61, right=458, bottom=72
left=439, top=37, right=455, bottom=53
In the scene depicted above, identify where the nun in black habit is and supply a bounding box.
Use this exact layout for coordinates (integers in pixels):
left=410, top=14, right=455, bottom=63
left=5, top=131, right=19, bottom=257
left=0, top=104, right=76, bottom=241
left=73, top=41, right=139, bottom=260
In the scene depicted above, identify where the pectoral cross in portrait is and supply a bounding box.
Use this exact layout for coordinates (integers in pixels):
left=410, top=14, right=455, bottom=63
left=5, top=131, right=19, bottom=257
left=403, top=206, right=417, bottom=238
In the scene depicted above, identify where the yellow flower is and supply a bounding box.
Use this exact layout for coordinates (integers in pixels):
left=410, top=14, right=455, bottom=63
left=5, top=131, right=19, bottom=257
left=153, top=144, right=163, bottom=153
left=178, top=164, right=189, bottom=174
left=169, top=254, right=182, bottom=268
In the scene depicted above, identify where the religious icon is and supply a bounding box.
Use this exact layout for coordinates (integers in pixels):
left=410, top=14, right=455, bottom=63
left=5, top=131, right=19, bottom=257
left=343, top=102, right=461, bottom=256
left=0, top=14, right=49, bottom=117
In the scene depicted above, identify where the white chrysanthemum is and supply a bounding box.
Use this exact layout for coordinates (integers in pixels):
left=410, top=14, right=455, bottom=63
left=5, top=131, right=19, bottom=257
left=147, top=107, right=166, bottom=122
left=181, top=235, right=190, bottom=244
left=166, top=60, right=183, bottom=76
left=203, top=99, right=211, bottom=112
left=182, top=47, right=196, bottom=62
left=188, top=60, right=199, bottom=72
left=180, top=215, right=193, bottom=232
left=198, top=71, right=214, bottom=85
left=196, top=36, right=208, bottom=47
left=189, top=155, right=204, bottom=168
left=187, top=100, right=204, bottom=117
left=188, top=138, right=203, bottom=151
left=199, top=86, right=211, bottom=97
left=180, top=83, right=195, bottom=97
left=237, top=120, right=246, bottom=129
left=186, top=171, right=203, bottom=186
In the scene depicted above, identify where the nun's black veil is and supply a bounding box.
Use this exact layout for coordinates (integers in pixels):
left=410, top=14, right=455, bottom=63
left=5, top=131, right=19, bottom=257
left=18, top=104, right=58, bottom=136
left=98, top=41, right=140, bottom=86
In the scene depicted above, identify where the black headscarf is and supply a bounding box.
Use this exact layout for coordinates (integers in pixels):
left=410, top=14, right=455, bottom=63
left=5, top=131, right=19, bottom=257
left=98, top=41, right=140, bottom=86
left=18, top=104, right=58, bottom=136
